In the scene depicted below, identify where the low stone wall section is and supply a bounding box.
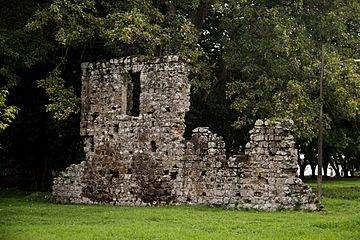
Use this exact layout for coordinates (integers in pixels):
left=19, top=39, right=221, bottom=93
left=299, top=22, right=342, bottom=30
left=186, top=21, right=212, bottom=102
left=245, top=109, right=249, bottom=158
left=180, top=120, right=318, bottom=211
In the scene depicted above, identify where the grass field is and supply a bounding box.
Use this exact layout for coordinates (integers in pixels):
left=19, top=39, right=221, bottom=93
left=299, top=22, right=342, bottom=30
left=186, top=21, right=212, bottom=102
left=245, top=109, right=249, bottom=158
left=1, top=178, right=360, bottom=240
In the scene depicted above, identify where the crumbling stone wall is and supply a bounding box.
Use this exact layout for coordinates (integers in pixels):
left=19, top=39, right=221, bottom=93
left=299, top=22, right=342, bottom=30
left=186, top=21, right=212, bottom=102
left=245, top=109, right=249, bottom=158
left=180, top=121, right=318, bottom=211
left=53, top=56, right=319, bottom=211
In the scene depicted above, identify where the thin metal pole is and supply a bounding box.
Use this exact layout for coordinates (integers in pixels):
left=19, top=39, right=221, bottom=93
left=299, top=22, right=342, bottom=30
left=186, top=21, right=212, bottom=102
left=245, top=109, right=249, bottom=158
left=317, top=44, right=325, bottom=199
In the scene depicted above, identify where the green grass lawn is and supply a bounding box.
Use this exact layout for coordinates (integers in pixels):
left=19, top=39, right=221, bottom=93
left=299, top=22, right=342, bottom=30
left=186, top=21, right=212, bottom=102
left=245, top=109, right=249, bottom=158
left=1, top=178, right=360, bottom=240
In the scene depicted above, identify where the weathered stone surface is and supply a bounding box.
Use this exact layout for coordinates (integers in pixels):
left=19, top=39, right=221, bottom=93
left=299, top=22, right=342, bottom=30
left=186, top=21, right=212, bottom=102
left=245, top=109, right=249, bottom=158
left=53, top=56, right=319, bottom=211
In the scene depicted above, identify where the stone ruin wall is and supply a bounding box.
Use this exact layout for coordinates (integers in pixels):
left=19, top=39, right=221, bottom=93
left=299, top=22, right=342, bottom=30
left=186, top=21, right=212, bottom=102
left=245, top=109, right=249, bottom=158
left=182, top=122, right=318, bottom=210
left=53, top=56, right=319, bottom=211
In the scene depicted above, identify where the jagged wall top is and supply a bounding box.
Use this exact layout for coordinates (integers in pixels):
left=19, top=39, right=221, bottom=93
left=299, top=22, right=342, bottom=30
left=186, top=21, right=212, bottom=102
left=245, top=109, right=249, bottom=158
left=81, top=55, right=191, bottom=73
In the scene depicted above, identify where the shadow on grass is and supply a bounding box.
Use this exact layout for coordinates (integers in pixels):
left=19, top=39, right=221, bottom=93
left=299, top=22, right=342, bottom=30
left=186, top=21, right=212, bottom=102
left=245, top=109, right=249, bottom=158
left=0, top=188, right=53, bottom=203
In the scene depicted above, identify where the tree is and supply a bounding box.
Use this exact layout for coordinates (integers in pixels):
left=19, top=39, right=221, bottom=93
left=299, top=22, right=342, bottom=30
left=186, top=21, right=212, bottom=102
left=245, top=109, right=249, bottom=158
left=221, top=0, right=360, bottom=177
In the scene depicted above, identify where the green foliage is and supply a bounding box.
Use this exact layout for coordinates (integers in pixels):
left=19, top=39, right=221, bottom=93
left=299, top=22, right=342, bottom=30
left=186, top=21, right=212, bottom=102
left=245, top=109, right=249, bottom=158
left=222, top=0, right=360, bottom=151
left=0, top=89, right=19, bottom=132
left=26, top=0, right=98, bottom=47
left=272, top=80, right=318, bottom=142
left=100, top=9, right=162, bottom=52
left=224, top=2, right=307, bottom=127
left=37, top=69, right=79, bottom=121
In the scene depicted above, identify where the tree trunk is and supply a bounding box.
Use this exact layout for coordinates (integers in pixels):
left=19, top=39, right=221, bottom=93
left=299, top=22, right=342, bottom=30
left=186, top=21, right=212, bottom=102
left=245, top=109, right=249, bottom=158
left=299, top=164, right=305, bottom=179
left=330, top=160, right=340, bottom=177
left=164, top=0, right=176, bottom=14
left=323, top=162, right=328, bottom=177
left=297, top=150, right=306, bottom=179
left=202, top=62, right=227, bottom=103
left=310, top=164, right=316, bottom=179
left=339, top=156, right=348, bottom=177
left=349, top=157, right=355, bottom=177
left=343, top=158, right=349, bottom=177
left=191, top=0, right=213, bottom=30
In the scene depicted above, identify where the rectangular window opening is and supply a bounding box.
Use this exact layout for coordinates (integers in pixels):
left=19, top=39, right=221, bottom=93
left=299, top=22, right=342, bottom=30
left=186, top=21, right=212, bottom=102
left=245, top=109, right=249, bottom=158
left=151, top=141, right=157, bottom=152
left=129, top=70, right=141, bottom=116
left=89, top=136, right=94, bottom=152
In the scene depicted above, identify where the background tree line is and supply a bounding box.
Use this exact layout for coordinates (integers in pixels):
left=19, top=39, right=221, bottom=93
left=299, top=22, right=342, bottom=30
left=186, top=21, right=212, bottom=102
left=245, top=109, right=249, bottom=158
left=0, top=0, right=359, bottom=190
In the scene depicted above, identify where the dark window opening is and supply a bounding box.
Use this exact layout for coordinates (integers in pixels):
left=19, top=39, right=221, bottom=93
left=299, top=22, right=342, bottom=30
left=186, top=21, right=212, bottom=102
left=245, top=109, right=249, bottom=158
left=129, top=70, right=141, bottom=116
left=151, top=141, right=157, bottom=152
left=91, top=112, right=99, bottom=122
left=127, top=168, right=132, bottom=174
left=109, top=170, right=119, bottom=178
left=90, top=136, right=94, bottom=152
left=147, top=109, right=155, bottom=114
left=202, top=192, right=207, bottom=196
left=254, top=192, right=262, bottom=197
left=165, top=107, right=171, bottom=112
left=201, top=170, right=207, bottom=176
left=170, top=172, right=178, bottom=180
left=114, top=124, right=119, bottom=133
left=164, top=170, right=169, bottom=175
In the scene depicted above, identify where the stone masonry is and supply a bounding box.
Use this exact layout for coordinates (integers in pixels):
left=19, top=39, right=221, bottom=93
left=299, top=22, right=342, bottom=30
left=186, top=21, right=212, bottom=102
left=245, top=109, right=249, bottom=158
left=53, top=56, right=319, bottom=211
